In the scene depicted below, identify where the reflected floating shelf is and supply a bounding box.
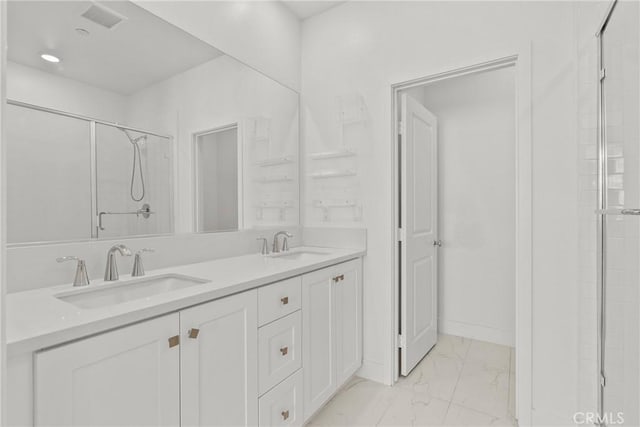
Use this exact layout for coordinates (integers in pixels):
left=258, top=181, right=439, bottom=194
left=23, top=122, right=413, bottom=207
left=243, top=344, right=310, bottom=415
left=309, top=149, right=356, bottom=160
left=257, top=175, right=294, bottom=183
left=254, top=156, right=294, bottom=167
left=313, top=199, right=362, bottom=222
left=257, top=201, right=293, bottom=208
left=309, top=170, right=356, bottom=179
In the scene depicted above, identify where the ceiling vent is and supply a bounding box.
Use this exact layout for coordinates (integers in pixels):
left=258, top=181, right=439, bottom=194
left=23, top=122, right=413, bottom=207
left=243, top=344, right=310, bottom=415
left=81, top=3, right=126, bottom=29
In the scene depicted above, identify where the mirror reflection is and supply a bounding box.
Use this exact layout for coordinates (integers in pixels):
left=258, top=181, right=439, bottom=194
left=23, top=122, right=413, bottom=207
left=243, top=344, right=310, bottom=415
left=6, top=0, right=299, bottom=245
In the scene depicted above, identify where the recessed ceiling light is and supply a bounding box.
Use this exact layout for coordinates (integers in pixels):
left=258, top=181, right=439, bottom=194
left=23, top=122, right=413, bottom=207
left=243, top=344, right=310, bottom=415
left=40, top=54, right=61, bottom=63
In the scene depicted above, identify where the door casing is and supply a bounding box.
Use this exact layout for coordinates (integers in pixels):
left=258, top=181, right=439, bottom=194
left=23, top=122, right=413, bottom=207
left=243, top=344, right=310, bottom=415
left=390, top=50, right=532, bottom=426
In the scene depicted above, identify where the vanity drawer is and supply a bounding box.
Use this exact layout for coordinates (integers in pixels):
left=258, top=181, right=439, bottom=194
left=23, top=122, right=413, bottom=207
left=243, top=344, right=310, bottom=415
left=259, top=369, right=303, bottom=427
left=258, top=276, right=301, bottom=326
left=259, top=311, right=302, bottom=395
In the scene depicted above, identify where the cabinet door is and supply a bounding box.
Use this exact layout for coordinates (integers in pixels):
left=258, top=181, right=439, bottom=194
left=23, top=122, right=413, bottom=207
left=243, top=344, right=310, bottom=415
left=181, top=289, right=258, bottom=427
left=35, top=314, right=180, bottom=426
left=302, top=267, right=337, bottom=419
left=335, top=259, right=363, bottom=384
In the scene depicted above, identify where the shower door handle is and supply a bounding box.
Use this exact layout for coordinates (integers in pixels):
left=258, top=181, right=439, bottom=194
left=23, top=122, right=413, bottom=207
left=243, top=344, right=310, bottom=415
left=595, top=208, right=640, bottom=215
left=621, top=209, right=640, bottom=215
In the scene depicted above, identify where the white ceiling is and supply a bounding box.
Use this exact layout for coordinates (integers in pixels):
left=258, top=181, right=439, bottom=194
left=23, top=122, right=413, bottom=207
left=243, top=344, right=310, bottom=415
left=282, top=1, right=346, bottom=20
left=8, top=1, right=223, bottom=95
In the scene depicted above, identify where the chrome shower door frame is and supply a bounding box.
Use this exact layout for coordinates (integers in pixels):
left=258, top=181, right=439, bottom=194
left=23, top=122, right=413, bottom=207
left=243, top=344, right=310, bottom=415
left=6, top=99, right=173, bottom=241
left=595, top=0, right=617, bottom=422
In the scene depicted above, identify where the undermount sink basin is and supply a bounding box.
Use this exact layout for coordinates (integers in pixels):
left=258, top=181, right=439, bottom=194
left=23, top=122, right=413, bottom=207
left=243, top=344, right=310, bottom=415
left=56, top=274, right=210, bottom=309
left=269, top=249, right=331, bottom=261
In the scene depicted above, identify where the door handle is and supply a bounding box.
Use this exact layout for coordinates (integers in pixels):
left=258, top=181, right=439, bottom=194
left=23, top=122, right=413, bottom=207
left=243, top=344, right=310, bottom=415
left=281, top=296, right=289, bottom=305
left=433, top=240, right=442, bottom=247
left=188, top=328, right=200, bottom=339
left=280, top=346, right=289, bottom=356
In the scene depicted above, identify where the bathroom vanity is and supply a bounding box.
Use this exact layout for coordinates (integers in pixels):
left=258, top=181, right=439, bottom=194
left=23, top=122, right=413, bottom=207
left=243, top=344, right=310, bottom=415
left=6, top=247, right=364, bottom=426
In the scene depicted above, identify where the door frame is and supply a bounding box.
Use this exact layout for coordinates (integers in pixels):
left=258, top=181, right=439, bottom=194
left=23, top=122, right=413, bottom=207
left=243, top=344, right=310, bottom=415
left=390, top=49, right=532, bottom=425
left=191, top=123, right=244, bottom=233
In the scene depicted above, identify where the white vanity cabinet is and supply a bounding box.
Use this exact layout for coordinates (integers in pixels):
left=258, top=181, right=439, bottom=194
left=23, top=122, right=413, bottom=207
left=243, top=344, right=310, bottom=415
left=35, top=313, right=181, bottom=426
left=302, top=258, right=362, bottom=419
left=11, top=255, right=364, bottom=427
left=33, top=290, right=258, bottom=427
left=181, top=290, right=258, bottom=427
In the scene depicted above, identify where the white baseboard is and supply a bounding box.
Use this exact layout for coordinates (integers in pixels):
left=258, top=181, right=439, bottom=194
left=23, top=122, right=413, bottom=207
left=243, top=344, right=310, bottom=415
left=356, top=359, right=391, bottom=385
left=439, top=319, right=515, bottom=347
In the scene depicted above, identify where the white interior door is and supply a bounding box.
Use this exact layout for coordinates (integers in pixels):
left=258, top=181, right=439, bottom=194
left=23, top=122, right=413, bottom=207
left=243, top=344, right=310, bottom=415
left=399, top=93, right=439, bottom=376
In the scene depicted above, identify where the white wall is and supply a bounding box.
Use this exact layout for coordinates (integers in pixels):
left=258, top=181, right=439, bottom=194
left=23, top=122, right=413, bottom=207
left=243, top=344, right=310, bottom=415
left=406, top=67, right=516, bottom=347
left=6, top=61, right=127, bottom=122
left=301, top=2, right=578, bottom=424
left=134, top=1, right=301, bottom=91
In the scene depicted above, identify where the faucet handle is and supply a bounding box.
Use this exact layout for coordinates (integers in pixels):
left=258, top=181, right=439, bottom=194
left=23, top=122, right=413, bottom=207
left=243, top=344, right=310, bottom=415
left=57, top=256, right=90, bottom=287
left=281, top=234, right=292, bottom=252
left=257, top=238, right=269, bottom=255
left=132, top=248, right=154, bottom=277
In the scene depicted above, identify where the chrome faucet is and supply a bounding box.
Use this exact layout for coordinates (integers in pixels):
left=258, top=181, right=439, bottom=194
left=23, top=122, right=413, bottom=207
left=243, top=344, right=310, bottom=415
left=57, top=256, right=90, bottom=287
left=272, top=231, right=293, bottom=253
left=132, top=248, right=154, bottom=277
left=257, top=237, right=269, bottom=255
left=104, top=244, right=132, bottom=281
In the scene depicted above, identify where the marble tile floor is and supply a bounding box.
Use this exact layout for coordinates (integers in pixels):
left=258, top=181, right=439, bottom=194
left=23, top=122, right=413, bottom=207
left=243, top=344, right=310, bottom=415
left=307, top=334, right=516, bottom=426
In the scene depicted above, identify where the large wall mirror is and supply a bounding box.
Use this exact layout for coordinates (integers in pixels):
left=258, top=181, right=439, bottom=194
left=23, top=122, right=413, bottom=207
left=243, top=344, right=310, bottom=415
left=6, top=1, right=299, bottom=245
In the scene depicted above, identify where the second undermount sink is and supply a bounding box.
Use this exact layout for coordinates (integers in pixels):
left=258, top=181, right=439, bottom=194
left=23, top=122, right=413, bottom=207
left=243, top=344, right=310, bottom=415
left=269, top=248, right=332, bottom=261
left=56, top=274, right=210, bottom=310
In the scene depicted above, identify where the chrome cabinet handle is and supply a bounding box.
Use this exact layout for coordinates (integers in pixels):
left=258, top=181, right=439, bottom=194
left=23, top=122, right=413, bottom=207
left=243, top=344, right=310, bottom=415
left=280, top=346, right=288, bottom=356
left=281, top=410, right=289, bottom=420
left=281, top=296, right=289, bottom=305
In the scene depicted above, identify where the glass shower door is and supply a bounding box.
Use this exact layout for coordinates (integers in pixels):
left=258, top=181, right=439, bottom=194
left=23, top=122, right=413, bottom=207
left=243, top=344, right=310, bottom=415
left=600, top=1, right=640, bottom=424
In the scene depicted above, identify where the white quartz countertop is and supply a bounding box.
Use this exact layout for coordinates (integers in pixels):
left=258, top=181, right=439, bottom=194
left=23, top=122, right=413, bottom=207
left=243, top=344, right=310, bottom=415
left=6, top=246, right=365, bottom=356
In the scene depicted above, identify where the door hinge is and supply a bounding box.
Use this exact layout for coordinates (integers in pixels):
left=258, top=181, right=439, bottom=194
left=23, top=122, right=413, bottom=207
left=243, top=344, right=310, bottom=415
left=600, top=68, right=606, bottom=81
left=398, top=121, right=405, bottom=136
left=397, top=228, right=406, bottom=242
left=397, top=334, right=407, bottom=348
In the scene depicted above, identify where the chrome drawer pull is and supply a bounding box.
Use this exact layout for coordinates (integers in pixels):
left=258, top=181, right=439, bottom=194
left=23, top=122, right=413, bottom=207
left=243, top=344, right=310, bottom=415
left=280, top=346, right=288, bottom=356
left=281, top=410, right=289, bottom=420
left=281, top=296, right=289, bottom=305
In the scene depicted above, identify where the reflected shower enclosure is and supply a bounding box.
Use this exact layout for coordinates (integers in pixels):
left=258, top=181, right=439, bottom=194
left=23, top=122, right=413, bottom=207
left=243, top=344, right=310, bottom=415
left=6, top=101, right=174, bottom=244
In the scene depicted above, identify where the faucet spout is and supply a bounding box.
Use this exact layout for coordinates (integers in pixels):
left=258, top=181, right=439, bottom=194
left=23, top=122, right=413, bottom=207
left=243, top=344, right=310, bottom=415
left=272, top=231, right=293, bottom=253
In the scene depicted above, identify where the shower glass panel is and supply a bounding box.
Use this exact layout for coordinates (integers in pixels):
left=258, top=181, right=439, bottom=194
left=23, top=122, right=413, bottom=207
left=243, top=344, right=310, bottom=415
left=6, top=103, right=92, bottom=244
left=600, top=1, right=640, bottom=424
left=95, top=123, right=173, bottom=239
